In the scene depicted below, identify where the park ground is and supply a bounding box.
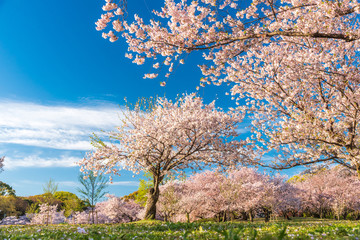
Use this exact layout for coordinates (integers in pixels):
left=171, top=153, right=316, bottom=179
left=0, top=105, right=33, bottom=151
left=0, top=218, right=360, bottom=239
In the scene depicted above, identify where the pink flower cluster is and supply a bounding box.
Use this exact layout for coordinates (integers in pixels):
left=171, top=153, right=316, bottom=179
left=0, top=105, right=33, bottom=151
left=95, top=0, right=360, bottom=171
left=157, top=167, right=360, bottom=222
left=72, top=195, right=142, bottom=224
left=79, top=93, right=248, bottom=183
left=30, top=204, right=66, bottom=225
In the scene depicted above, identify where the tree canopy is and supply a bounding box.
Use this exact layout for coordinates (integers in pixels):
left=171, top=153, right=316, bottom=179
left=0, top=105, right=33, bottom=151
left=79, top=94, right=247, bottom=219
left=96, top=0, right=360, bottom=176
left=0, top=181, right=16, bottom=196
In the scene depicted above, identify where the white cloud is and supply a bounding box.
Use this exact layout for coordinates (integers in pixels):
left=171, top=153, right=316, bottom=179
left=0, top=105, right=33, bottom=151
left=4, top=155, right=80, bottom=169
left=235, top=121, right=252, bottom=134
left=235, top=128, right=250, bottom=134
left=0, top=100, right=124, bottom=150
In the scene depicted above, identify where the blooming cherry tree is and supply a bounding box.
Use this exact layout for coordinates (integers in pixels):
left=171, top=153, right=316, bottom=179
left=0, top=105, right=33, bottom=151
left=184, top=171, right=228, bottom=221
left=224, top=168, right=293, bottom=222
left=96, top=0, right=360, bottom=175
left=72, top=195, right=142, bottom=224
left=96, top=194, right=142, bottom=223
left=294, top=171, right=333, bottom=218
left=79, top=94, right=247, bottom=219
left=327, top=173, right=360, bottom=220
left=31, top=204, right=65, bottom=225
left=166, top=168, right=300, bottom=222
left=177, top=183, right=204, bottom=222
left=227, top=168, right=267, bottom=221
left=157, top=181, right=183, bottom=222
left=294, top=167, right=360, bottom=219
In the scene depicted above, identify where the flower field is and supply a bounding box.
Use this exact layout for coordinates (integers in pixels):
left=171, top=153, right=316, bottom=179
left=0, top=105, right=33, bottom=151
left=1, top=219, right=360, bottom=240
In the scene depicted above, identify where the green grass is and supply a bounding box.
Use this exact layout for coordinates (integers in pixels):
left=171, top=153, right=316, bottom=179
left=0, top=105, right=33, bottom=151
left=0, top=219, right=360, bottom=239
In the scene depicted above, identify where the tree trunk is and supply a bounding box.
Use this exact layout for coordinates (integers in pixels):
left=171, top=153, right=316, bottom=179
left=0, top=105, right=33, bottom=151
left=143, top=175, right=162, bottom=220
left=241, top=211, right=248, bottom=221
left=264, top=208, right=271, bottom=222
left=319, top=206, right=323, bottom=219
left=342, top=210, right=348, bottom=220
left=91, top=207, right=95, bottom=224
left=222, top=211, right=226, bottom=222
left=249, top=211, right=254, bottom=222
left=231, top=212, right=235, bottom=221
left=186, top=212, right=190, bottom=223
left=96, top=210, right=98, bottom=224
left=46, top=205, right=50, bottom=225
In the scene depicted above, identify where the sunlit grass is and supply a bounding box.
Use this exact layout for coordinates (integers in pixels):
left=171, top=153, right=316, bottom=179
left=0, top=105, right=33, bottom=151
left=0, top=219, right=360, bottom=239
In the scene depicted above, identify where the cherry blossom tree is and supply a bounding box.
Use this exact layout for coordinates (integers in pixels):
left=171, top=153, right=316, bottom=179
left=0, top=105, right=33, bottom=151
left=184, top=171, right=228, bottom=221
left=273, top=180, right=301, bottom=220
left=223, top=168, right=289, bottom=222
left=177, top=183, right=204, bottom=222
left=96, top=194, right=142, bottom=223
left=79, top=94, right=247, bottom=219
left=157, top=181, right=183, bottom=222
left=164, top=168, right=300, bottom=222
left=72, top=210, right=91, bottom=224
left=31, top=204, right=66, bottom=225
left=294, top=167, right=360, bottom=219
left=160, top=178, right=206, bottom=222
left=226, top=168, right=266, bottom=221
left=327, top=174, right=360, bottom=220
left=72, top=195, right=142, bottom=224
left=96, top=0, right=360, bottom=176
left=294, top=171, right=333, bottom=218
left=159, top=171, right=238, bottom=222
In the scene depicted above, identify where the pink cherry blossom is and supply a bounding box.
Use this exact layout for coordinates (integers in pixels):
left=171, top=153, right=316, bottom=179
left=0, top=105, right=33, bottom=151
left=96, top=0, right=360, bottom=175
left=72, top=195, right=142, bottom=224
left=157, top=168, right=301, bottom=222
left=79, top=94, right=248, bottom=220
left=294, top=167, right=360, bottom=219
left=31, top=204, right=65, bottom=225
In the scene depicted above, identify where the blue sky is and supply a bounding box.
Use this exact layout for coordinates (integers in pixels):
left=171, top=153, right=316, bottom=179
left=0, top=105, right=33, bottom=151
left=0, top=0, right=300, bottom=197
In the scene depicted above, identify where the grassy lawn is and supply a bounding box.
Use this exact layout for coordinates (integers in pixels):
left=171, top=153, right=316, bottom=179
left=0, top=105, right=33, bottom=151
left=0, top=219, right=360, bottom=239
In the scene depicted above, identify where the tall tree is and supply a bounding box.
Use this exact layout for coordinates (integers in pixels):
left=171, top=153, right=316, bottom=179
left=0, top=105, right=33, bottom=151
left=0, top=157, right=16, bottom=197
left=77, top=171, right=108, bottom=224
left=96, top=0, right=360, bottom=175
left=79, top=94, right=247, bottom=219
left=43, top=178, right=58, bottom=196
left=53, top=191, right=85, bottom=217
left=293, top=167, right=360, bottom=219
left=0, top=181, right=16, bottom=196
left=0, top=156, right=4, bottom=174
left=41, top=178, right=59, bottom=225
